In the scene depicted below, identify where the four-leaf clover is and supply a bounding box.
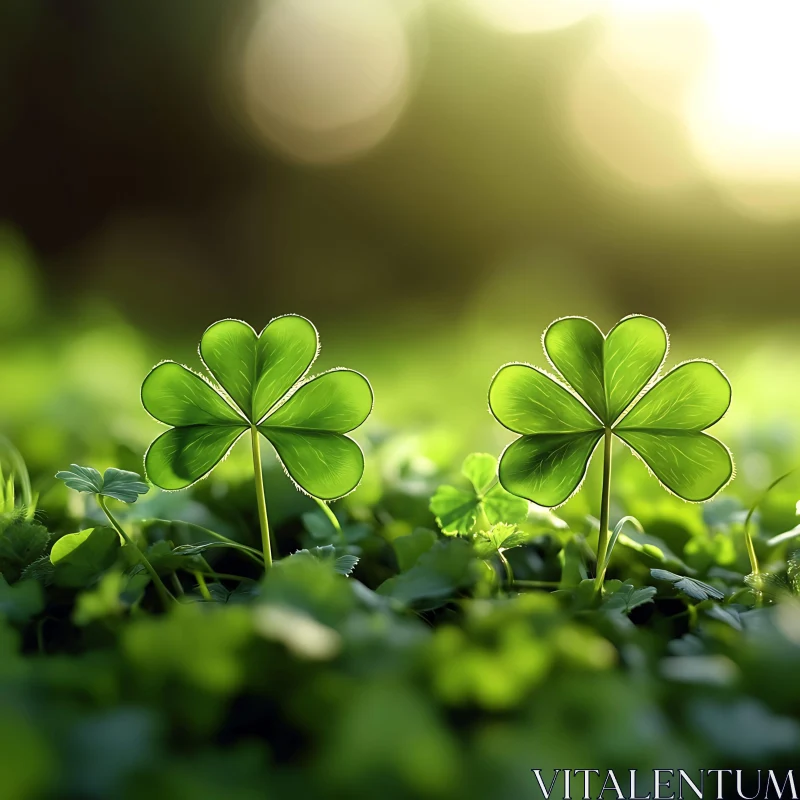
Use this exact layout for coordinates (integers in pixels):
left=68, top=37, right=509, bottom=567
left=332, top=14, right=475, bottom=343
left=489, top=315, right=733, bottom=507
left=141, top=315, right=373, bottom=500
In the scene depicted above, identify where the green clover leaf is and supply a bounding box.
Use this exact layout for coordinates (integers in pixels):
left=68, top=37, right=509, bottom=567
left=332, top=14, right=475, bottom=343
left=489, top=315, right=733, bottom=507
left=56, top=464, right=172, bottom=606
left=55, top=465, right=149, bottom=504
left=429, top=453, right=529, bottom=535
left=141, top=315, right=373, bottom=500
left=50, top=527, right=121, bottom=589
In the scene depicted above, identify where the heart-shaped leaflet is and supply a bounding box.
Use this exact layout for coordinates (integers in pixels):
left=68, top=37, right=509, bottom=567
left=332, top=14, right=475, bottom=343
left=142, top=315, right=373, bottom=500
left=543, top=315, right=668, bottom=425
left=489, top=314, right=733, bottom=506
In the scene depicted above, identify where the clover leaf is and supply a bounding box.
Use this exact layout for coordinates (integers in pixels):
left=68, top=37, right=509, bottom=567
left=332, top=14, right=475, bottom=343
left=489, top=315, right=733, bottom=596
left=473, top=522, right=535, bottom=558
left=430, top=453, right=528, bottom=535
left=140, top=315, right=373, bottom=569
left=651, top=568, right=725, bottom=602
left=56, top=464, right=171, bottom=608
left=56, top=465, right=149, bottom=504
left=0, top=519, right=50, bottom=583
left=50, top=527, right=121, bottom=589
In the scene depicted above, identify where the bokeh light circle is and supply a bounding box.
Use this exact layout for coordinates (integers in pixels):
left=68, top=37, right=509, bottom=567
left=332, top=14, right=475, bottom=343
left=241, top=0, right=412, bottom=164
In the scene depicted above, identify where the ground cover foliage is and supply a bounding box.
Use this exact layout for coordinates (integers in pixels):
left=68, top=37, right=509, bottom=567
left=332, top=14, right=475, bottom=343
left=2, top=313, right=800, bottom=799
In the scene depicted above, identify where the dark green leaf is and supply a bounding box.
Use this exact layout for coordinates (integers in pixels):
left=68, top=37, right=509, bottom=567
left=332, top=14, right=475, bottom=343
left=55, top=464, right=104, bottom=494
left=392, top=528, right=437, bottom=572
left=19, top=555, right=54, bottom=586
left=51, top=527, right=121, bottom=588
left=292, top=545, right=360, bottom=576
left=705, top=604, right=743, bottom=630
left=0, top=576, right=43, bottom=623
left=0, top=519, right=50, bottom=583
left=55, top=464, right=149, bottom=504
left=97, top=468, right=149, bottom=503
left=651, top=568, right=724, bottom=601
left=601, top=581, right=657, bottom=615
left=377, top=538, right=476, bottom=608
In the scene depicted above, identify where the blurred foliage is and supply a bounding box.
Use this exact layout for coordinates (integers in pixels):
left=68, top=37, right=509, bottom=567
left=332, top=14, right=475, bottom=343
left=2, top=231, right=800, bottom=794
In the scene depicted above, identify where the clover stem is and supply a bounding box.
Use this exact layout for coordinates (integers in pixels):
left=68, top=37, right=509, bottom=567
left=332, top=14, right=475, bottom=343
left=141, top=519, right=265, bottom=566
left=498, top=549, right=514, bottom=588
left=250, top=426, right=273, bottom=571
left=593, top=428, right=613, bottom=598
left=170, top=572, right=185, bottom=597
left=744, top=532, right=760, bottom=580
left=512, top=580, right=561, bottom=589
left=97, top=495, right=173, bottom=609
left=194, top=571, right=213, bottom=601
left=314, top=496, right=345, bottom=544
left=743, top=469, right=797, bottom=608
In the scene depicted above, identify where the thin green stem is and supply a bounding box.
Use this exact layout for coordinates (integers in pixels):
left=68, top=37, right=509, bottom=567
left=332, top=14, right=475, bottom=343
left=743, top=468, right=796, bottom=608
left=250, top=426, right=273, bottom=571
left=744, top=532, right=760, bottom=581
left=140, top=519, right=265, bottom=566
left=593, top=429, right=613, bottom=599
left=498, top=550, right=514, bottom=588
left=314, top=496, right=344, bottom=543
left=512, top=580, right=562, bottom=589
left=97, top=495, right=174, bottom=609
left=170, top=572, right=185, bottom=597
left=194, top=571, right=213, bottom=601
left=193, top=570, right=254, bottom=582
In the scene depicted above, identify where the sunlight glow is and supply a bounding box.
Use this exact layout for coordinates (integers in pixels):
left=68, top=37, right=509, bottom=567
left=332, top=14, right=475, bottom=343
left=686, top=3, right=800, bottom=183
left=566, top=4, right=705, bottom=190
left=241, top=0, right=411, bottom=164
left=566, top=0, right=800, bottom=207
left=568, top=52, right=697, bottom=191
left=467, top=0, right=599, bottom=34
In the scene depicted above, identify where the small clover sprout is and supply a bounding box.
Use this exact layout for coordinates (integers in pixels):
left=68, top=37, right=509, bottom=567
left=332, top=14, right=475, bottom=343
left=489, top=315, right=733, bottom=596
left=140, top=315, right=373, bottom=569
left=56, top=465, right=149, bottom=504
left=430, top=453, right=528, bottom=535
left=56, top=464, right=171, bottom=607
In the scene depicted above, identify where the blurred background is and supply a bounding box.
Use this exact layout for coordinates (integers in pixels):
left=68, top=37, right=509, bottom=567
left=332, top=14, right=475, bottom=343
left=2, top=0, right=799, bottom=501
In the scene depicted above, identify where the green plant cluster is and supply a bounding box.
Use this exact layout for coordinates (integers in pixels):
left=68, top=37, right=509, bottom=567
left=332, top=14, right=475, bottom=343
left=1, top=315, right=800, bottom=799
